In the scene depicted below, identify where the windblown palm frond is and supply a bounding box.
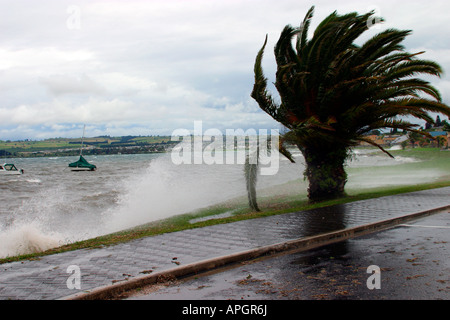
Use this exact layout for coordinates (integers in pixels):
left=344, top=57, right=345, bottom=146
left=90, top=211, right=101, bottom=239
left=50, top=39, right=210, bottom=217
left=253, top=6, right=450, bottom=154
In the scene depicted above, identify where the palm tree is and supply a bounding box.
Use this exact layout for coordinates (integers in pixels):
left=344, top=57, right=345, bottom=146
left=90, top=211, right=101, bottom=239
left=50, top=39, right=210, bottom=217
left=251, top=6, right=450, bottom=202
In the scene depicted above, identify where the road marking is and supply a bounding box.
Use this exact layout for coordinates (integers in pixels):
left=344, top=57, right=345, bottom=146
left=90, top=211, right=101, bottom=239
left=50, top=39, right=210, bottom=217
left=400, top=224, right=450, bottom=229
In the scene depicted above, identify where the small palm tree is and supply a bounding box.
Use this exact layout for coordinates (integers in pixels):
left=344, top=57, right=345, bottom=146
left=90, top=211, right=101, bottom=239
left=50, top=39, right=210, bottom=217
left=244, top=150, right=260, bottom=212
left=251, top=6, right=450, bottom=202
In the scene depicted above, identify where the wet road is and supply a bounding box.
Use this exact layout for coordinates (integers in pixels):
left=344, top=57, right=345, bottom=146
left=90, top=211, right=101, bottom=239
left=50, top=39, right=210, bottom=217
left=126, top=210, right=449, bottom=300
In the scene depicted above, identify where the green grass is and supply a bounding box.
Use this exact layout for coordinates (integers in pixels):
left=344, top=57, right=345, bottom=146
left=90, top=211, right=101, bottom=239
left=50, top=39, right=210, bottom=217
left=1, top=147, right=449, bottom=264
left=345, top=148, right=450, bottom=194
left=131, top=136, right=172, bottom=144
left=0, top=138, right=108, bottom=153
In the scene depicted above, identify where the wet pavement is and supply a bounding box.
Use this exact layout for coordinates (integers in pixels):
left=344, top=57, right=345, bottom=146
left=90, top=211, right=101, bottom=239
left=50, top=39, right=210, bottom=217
left=0, top=187, right=449, bottom=300
left=126, top=211, right=450, bottom=300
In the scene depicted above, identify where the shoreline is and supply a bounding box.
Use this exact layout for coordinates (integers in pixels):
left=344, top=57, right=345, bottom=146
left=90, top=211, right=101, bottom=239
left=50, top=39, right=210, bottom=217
left=1, top=180, right=450, bottom=265
left=1, top=147, right=449, bottom=263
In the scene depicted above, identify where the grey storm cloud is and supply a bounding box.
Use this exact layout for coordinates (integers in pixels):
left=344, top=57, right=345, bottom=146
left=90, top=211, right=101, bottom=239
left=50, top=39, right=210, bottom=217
left=0, top=0, right=449, bottom=139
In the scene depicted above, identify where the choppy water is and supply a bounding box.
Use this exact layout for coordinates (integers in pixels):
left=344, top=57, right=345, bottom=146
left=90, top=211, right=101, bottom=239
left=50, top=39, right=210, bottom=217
left=0, top=152, right=301, bottom=258
left=0, top=149, right=443, bottom=258
left=0, top=154, right=161, bottom=258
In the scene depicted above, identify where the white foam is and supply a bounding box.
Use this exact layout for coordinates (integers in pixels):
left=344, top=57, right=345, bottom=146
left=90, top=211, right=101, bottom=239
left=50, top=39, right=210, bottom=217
left=104, top=154, right=247, bottom=232
left=0, top=223, right=62, bottom=258
left=25, top=178, right=42, bottom=183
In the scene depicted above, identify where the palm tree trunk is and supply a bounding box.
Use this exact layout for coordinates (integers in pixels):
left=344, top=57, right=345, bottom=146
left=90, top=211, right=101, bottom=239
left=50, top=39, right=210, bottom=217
left=302, top=146, right=348, bottom=202
left=244, top=152, right=260, bottom=212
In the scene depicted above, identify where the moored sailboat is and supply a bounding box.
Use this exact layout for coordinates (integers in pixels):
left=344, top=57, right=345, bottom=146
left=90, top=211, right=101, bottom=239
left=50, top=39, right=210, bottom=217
left=68, top=125, right=97, bottom=171
left=68, top=155, right=96, bottom=171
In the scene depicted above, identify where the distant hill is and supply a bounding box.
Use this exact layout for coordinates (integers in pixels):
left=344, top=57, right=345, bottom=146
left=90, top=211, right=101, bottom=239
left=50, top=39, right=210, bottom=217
left=0, top=135, right=178, bottom=158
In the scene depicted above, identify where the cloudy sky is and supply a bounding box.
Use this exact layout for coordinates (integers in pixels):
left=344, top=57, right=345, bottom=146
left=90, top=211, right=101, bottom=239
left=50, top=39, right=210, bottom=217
left=0, top=0, right=449, bottom=140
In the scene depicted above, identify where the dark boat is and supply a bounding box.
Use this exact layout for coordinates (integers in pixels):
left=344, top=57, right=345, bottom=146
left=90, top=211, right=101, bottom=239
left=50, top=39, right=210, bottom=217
left=69, top=155, right=96, bottom=171
left=68, top=125, right=97, bottom=171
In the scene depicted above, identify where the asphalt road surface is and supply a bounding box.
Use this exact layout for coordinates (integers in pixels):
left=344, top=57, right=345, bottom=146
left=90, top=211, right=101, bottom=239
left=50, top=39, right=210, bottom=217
left=126, top=210, right=449, bottom=300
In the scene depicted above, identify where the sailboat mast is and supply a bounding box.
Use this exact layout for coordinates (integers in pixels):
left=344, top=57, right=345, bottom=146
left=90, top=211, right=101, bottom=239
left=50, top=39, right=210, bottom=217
left=80, top=124, right=86, bottom=156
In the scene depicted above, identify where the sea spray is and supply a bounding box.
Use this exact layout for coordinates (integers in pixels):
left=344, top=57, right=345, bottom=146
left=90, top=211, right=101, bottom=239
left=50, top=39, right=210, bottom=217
left=103, top=150, right=311, bottom=232
left=104, top=153, right=249, bottom=232
left=0, top=153, right=300, bottom=258
left=0, top=223, right=62, bottom=258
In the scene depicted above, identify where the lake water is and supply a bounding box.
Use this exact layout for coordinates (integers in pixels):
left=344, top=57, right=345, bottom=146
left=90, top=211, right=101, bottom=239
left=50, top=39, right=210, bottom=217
left=0, top=149, right=443, bottom=258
